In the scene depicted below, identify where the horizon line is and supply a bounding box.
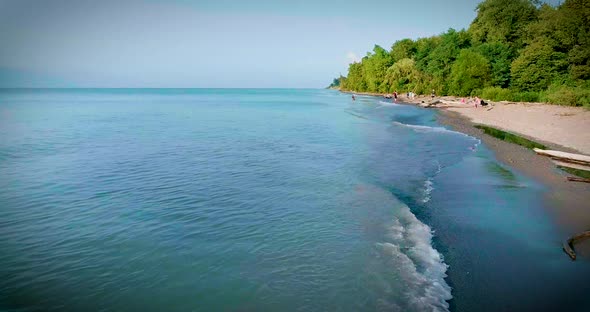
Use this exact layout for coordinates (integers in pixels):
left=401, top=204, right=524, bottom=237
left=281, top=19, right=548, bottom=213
left=0, top=87, right=325, bottom=90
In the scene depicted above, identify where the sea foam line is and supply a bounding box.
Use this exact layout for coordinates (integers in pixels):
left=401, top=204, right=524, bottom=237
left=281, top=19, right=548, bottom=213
left=422, top=160, right=442, bottom=204
left=393, top=121, right=481, bottom=150
left=378, top=100, right=403, bottom=107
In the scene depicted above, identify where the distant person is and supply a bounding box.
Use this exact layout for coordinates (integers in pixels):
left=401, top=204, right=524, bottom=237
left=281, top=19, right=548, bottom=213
left=352, top=94, right=356, bottom=101
left=474, top=96, right=480, bottom=108
left=431, top=89, right=435, bottom=98
left=393, top=91, right=398, bottom=102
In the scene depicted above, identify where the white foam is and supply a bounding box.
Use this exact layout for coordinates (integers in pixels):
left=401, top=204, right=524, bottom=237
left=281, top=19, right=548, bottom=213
left=378, top=100, right=403, bottom=107
left=380, top=205, right=452, bottom=311
left=393, top=120, right=483, bottom=153
left=392, top=121, right=454, bottom=133
left=422, top=161, right=442, bottom=204
left=421, top=179, right=434, bottom=203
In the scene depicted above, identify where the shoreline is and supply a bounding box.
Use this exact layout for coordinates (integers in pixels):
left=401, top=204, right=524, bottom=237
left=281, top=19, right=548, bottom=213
left=437, top=110, right=590, bottom=237
left=436, top=107, right=590, bottom=259
left=340, top=90, right=590, bottom=257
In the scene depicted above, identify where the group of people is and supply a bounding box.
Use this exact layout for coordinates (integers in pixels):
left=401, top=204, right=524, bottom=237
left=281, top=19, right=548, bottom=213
left=461, top=96, right=488, bottom=108
left=350, top=90, right=488, bottom=108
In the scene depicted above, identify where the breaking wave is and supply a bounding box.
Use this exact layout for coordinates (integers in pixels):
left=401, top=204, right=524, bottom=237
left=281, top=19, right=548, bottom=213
left=393, top=121, right=481, bottom=150
left=380, top=203, right=452, bottom=311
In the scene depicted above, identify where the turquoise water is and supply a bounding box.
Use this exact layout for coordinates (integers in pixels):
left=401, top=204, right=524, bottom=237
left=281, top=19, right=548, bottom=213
left=0, top=89, right=589, bottom=311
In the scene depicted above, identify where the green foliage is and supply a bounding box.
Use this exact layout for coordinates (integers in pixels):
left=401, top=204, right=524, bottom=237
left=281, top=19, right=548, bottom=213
left=469, top=0, right=537, bottom=49
left=390, top=39, right=417, bottom=62
left=449, top=50, right=491, bottom=96
left=510, top=91, right=540, bottom=102
left=480, top=87, right=513, bottom=101
left=336, top=0, right=590, bottom=104
left=341, top=62, right=366, bottom=91
left=384, top=58, right=421, bottom=92
left=363, top=45, right=394, bottom=92
left=540, top=84, right=590, bottom=107
left=424, top=29, right=472, bottom=93
left=475, top=43, right=514, bottom=87
left=474, top=125, right=547, bottom=149
left=328, top=76, right=342, bottom=88
left=510, top=38, right=568, bottom=91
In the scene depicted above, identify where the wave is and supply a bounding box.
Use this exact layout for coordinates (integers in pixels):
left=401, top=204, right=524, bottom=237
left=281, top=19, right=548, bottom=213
left=422, top=160, right=442, bottom=204
left=421, top=179, right=434, bottom=204
left=393, top=121, right=457, bottom=134
left=393, top=121, right=482, bottom=150
left=378, top=100, right=403, bottom=107
left=380, top=204, right=452, bottom=311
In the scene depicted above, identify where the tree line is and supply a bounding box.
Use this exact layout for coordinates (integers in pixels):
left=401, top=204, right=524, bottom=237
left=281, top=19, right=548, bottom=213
left=331, top=0, right=590, bottom=107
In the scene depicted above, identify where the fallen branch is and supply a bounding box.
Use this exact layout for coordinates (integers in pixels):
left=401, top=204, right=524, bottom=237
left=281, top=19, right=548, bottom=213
left=563, top=231, right=590, bottom=260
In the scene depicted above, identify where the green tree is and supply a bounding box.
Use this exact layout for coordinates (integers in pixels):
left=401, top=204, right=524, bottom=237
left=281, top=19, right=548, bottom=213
left=424, top=29, right=471, bottom=93
left=362, top=45, right=394, bottom=92
left=449, top=50, right=492, bottom=96
left=390, top=39, right=417, bottom=62
left=384, top=58, right=421, bottom=92
left=341, top=62, right=367, bottom=91
left=525, top=1, right=590, bottom=81
left=475, top=42, right=514, bottom=87
left=469, top=0, right=538, bottom=50
left=511, top=38, right=568, bottom=91
left=414, top=36, right=442, bottom=72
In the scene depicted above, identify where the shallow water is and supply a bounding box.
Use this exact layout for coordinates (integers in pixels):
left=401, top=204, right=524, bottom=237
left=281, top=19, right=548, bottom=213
left=0, top=89, right=588, bottom=311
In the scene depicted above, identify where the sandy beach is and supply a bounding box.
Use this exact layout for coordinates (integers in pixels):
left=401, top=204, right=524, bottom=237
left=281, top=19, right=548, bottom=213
left=388, top=94, right=590, bottom=153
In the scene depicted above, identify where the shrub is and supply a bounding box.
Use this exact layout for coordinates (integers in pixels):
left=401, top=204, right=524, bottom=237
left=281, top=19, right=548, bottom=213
left=480, top=87, right=513, bottom=101
left=542, top=85, right=577, bottom=106
left=540, top=84, right=590, bottom=107
left=510, top=91, right=540, bottom=102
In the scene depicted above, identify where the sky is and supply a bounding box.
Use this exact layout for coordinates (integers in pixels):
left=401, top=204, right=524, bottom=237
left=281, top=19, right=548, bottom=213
left=0, top=0, right=543, bottom=88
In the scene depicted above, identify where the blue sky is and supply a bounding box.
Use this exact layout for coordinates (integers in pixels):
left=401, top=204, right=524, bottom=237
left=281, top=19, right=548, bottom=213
left=0, top=0, right=551, bottom=88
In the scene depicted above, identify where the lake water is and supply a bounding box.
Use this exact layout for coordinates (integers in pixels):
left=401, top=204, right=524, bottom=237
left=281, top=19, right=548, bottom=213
left=1, top=89, right=589, bottom=311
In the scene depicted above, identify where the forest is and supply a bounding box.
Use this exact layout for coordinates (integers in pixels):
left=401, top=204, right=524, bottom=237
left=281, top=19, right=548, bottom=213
left=331, top=0, right=590, bottom=107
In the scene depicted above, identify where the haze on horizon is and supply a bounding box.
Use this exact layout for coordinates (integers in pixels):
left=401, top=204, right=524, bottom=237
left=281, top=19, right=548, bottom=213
left=0, top=0, right=559, bottom=88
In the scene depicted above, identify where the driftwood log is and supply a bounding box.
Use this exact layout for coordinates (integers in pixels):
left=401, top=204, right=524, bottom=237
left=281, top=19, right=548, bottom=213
left=563, top=231, right=590, bottom=260
left=566, top=177, right=590, bottom=183
left=534, top=148, right=590, bottom=166
left=552, top=160, right=590, bottom=172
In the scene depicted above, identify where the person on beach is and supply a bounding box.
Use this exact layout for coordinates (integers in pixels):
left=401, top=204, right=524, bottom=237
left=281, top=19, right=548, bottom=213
left=474, top=96, right=479, bottom=108
left=352, top=94, right=356, bottom=101
left=431, top=89, right=435, bottom=98
left=393, top=91, right=398, bottom=102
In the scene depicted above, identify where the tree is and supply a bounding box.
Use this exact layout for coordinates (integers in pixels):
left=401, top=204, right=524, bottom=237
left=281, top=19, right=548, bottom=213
left=362, top=45, right=394, bottom=92
left=390, top=39, right=417, bottom=62
left=424, top=29, right=471, bottom=93
left=384, top=58, right=421, bottom=92
left=341, top=61, right=367, bottom=91
left=511, top=38, right=568, bottom=91
left=475, top=42, right=514, bottom=87
left=469, top=0, right=538, bottom=50
left=449, top=50, right=492, bottom=96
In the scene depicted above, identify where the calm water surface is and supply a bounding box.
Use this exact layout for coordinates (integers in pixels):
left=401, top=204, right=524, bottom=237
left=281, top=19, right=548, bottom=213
left=0, top=89, right=589, bottom=311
